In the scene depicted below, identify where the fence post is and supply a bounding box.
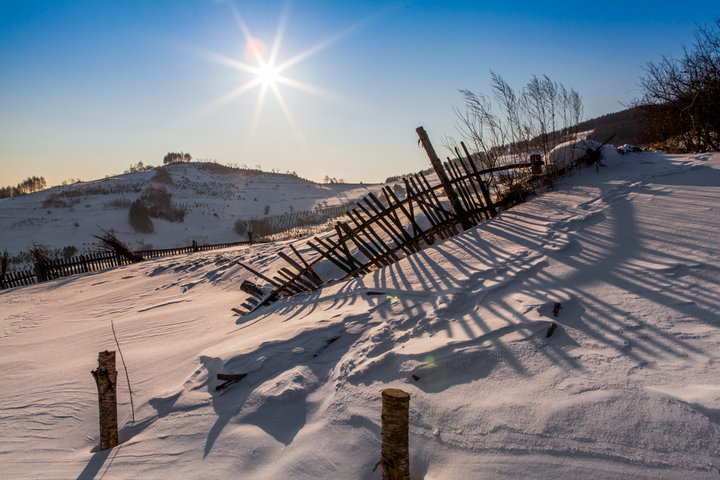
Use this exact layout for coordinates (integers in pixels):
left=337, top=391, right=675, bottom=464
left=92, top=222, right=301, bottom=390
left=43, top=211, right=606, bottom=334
left=416, top=126, right=471, bottom=230
left=34, top=262, right=46, bottom=282
left=91, top=350, right=118, bottom=450
left=381, top=388, right=410, bottom=480
left=530, top=154, right=543, bottom=174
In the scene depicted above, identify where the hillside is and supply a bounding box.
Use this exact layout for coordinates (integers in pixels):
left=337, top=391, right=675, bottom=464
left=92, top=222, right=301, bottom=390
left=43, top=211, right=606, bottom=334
left=1, top=148, right=718, bottom=479
left=0, top=162, right=381, bottom=266
left=582, top=107, right=650, bottom=146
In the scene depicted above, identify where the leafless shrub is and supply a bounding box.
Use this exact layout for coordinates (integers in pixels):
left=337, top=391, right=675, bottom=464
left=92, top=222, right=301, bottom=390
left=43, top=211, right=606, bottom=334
left=141, top=185, right=185, bottom=222
left=454, top=72, right=583, bottom=199
left=128, top=199, right=154, bottom=233
left=61, top=245, right=77, bottom=259
left=94, top=229, right=144, bottom=263
left=249, top=218, right=273, bottom=238
left=233, top=219, right=248, bottom=236
left=42, top=193, right=79, bottom=208
left=29, top=244, right=53, bottom=265
left=28, top=244, right=56, bottom=281
left=105, top=198, right=132, bottom=209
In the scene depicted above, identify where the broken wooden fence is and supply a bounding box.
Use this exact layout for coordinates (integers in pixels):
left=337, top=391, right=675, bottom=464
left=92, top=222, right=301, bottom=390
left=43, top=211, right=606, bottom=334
left=1, top=240, right=254, bottom=290
left=236, top=134, right=533, bottom=314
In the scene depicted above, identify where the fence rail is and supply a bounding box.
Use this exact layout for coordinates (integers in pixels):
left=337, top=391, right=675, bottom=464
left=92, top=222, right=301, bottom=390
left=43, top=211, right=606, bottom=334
left=0, top=240, right=253, bottom=290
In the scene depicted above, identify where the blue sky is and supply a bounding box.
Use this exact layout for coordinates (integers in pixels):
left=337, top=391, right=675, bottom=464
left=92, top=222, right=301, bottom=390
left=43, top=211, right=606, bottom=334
left=1, top=0, right=717, bottom=186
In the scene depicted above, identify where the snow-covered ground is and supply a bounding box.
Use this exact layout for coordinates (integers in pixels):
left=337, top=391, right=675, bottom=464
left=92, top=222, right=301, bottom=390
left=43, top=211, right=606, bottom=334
left=0, top=162, right=381, bottom=264
left=1, top=150, right=719, bottom=479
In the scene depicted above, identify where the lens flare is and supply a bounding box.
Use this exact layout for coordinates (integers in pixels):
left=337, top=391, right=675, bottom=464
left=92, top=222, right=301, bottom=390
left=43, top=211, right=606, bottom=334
left=244, top=37, right=266, bottom=64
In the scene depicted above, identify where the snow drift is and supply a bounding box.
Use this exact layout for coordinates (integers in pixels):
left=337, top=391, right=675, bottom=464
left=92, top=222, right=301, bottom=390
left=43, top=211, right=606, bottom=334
left=1, top=149, right=719, bottom=479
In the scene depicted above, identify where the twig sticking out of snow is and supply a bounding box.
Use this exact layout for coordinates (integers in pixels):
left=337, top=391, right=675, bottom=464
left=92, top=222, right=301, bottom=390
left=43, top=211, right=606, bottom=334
left=111, top=320, right=135, bottom=423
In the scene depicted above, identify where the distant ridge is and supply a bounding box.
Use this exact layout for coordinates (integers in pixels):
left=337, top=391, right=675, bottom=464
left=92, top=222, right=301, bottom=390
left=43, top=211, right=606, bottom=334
left=580, top=107, right=648, bottom=146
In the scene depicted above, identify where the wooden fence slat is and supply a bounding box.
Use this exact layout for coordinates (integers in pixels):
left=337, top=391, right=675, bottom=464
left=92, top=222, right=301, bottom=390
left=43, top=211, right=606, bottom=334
left=308, top=240, right=354, bottom=275
left=383, top=187, right=423, bottom=240
left=461, top=141, right=497, bottom=217
left=362, top=198, right=414, bottom=255
left=445, top=160, right=481, bottom=225
left=315, top=235, right=360, bottom=273
left=339, top=218, right=388, bottom=266
left=348, top=209, right=399, bottom=262
left=368, top=192, right=415, bottom=248
left=357, top=202, right=404, bottom=253
left=419, top=172, right=454, bottom=221
left=455, top=152, right=490, bottom=220
left=288, top=244, right=323, bottom=286
left=334, top=224, right=367, bottom=273
left=406, top=176, right=441, bottom=227
left=277, top=252, right=321, bottom=288
left=277, top=268, right=316, bottom=292
left=337, top=222, right=387, bottom=271
left=448, top=159, right=478, bottom=216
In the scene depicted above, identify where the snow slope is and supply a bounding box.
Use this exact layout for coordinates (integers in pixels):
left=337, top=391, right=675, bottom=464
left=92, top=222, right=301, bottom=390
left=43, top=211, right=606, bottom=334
left=1, top=150, right=719, bottom=479
left=0, top=162, right=381, bottom=264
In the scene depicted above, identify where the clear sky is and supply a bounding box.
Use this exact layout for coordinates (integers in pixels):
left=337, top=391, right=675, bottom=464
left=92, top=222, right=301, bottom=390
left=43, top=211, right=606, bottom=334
left=1, top=0, right=718, bottom=187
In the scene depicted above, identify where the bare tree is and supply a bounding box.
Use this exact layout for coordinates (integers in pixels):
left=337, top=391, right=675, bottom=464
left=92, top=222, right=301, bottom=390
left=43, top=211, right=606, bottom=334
left=637, top=19, right=720, bottom=152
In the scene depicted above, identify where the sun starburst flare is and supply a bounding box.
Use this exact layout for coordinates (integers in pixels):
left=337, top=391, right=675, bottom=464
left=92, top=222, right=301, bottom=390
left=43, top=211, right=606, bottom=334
left=186, top=2, right=366, bottom=141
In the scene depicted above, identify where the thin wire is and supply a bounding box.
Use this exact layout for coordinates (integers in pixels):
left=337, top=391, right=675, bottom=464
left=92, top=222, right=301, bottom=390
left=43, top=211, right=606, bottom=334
left=111, top=320, right=135, bottom=423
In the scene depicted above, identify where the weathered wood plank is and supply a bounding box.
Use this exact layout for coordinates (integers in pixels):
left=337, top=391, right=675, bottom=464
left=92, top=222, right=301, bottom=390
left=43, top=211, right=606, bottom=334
left=461, top=141, right=497, bottom=217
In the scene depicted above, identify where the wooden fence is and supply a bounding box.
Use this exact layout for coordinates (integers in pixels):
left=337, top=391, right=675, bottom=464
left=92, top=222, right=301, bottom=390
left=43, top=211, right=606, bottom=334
left=236, top=129, right=540, bottom=314
left=0, top=240, right=252, bottom=290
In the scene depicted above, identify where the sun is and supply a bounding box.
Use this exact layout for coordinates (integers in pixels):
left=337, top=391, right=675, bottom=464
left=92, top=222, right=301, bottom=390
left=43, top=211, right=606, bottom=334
left=190, top=2, right=363, bottom=140
left=255, top=62, right=281, bottom=88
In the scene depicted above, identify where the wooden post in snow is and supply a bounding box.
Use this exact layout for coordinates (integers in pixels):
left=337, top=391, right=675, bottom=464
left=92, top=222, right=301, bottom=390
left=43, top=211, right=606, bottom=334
left=381, top=388, right=410, bottom=480
left=416, top=126, right=471, bottom=230
left=91, top=350, right=118, bottom=450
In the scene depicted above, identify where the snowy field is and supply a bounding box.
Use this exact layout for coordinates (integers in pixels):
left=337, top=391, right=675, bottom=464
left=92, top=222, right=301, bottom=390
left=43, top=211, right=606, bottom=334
left=0, top=162, right=381, bottom=263
left=1, top=149, right=719, bottom=479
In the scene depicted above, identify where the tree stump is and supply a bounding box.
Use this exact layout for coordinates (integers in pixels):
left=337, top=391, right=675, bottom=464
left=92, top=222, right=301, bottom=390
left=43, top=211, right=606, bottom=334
left=91, top=350, right=118, bottom=450
left=381, top=388, right=410, bottom=480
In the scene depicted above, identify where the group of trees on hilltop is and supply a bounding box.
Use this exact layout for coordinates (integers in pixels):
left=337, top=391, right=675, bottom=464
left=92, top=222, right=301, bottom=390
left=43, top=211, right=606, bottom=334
left=638, top=19, right=720, bottom=152
left=323, top=175, right=345, bottom=183
left=163, top=152, right=192, bottom=164
left=0, top=176, right=47, bottom=199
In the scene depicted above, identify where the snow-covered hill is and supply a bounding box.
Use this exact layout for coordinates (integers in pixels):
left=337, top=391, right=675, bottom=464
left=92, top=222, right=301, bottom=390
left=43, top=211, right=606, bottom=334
left=0, top=162, right=381, bottom=265
left=1, top=150, right=719, bottom=479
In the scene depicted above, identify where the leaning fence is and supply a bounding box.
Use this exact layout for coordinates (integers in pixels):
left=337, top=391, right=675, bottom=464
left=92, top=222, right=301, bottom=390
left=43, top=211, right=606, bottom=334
left=235, top=128, right=543, bottom=315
